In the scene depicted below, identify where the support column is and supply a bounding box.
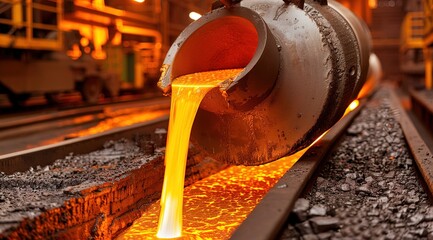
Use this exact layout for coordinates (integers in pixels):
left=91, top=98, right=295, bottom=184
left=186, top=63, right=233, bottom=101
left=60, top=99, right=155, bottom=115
left=425, top=47, right=433, bottom=90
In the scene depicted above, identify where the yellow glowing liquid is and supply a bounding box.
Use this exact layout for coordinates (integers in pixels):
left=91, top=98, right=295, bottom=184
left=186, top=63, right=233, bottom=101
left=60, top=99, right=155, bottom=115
left=117, top=99, right=361, bottom=240
left=157, top=69, right=243, bottom=238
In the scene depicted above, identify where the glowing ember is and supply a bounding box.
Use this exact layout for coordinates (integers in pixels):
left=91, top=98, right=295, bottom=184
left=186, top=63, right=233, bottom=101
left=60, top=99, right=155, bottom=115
left=157, top=69, right=243, bottom=238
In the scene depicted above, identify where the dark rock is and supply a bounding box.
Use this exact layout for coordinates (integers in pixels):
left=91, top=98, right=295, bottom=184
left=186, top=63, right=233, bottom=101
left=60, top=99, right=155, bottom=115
left=407, top=196, right=420, bottom=204
left=302, top=234, right=319, bottom=240
left=357, top=185, right=370, bottom=194
left=365, top=176, right=374, bottom=183
left=367, top=210, right=380, bottom=217
left=309, top=217, right=340, bottom=234
left=395, top=223, right=406, bottom=228
left=405, top=158, right=413, bottom=166
left=292, top=198, right=310, bottom=222
left=410, top=228, right=428, bottom=237
left=385, top=232, right=396, bottom=240
left=317, top=232, right=332, bottom=240
left=347, top=125, right=362, bottom=135
left=384, top=171, right=395, bottom=179
left=346, top=173, right=357, bottom=180
left=362, top=230, right=372, bottom=239
left=309, top=204, right=327, bottom=217
left=409, top=213, right=424, bottom=225
left=295, top=221, right=313, bottom=235
left=341, top=183, right=350, bottom=192
left=402, top=233, right=415, bottom=240
left=425, top=207, right=433, bottom=221
left=280, top=225, right=300, bottom=239
left=378, top=197, right=389, bottom=204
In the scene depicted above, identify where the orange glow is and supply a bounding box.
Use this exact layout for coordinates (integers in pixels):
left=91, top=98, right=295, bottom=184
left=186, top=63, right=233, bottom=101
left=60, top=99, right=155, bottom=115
left=357, top=83, right=371, bottom=99
left=368, top=0, right=378, bottom=9
left=66, top=44, right=82, bottom=60
left=92, top=0, right=105, bottom=9
left=80, top=37, right=89, bottom=47
left=91, top=26, right=108, bottom=59
left=118, top=87, right=361, bottom=239
left=343, top=99, right=360, bottom=116
left=111, top=32, right=122, bottom=45
left=118, top=151, right=304, bottom=240
left=348, top=99, right=360, bottom=111
left=24, top=109, right=169, bottom=151
left=134, top=0, right=145, bottom=2
left=69, top=109, right=169, bottom=138
left=157, top=69, right=243, bottom=238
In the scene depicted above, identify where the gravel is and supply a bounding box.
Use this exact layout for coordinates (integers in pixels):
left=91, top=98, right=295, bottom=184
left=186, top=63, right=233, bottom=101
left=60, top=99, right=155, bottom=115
left=280, top=90, right=433, bottom=239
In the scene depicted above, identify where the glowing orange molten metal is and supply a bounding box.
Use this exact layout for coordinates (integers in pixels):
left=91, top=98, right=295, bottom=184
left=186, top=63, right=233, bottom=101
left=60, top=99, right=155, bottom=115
left=117, top=96, right=360, bottom=239
left=157, top=69, right=243, bottom=238
left=117, top=151, right=303, bottom=239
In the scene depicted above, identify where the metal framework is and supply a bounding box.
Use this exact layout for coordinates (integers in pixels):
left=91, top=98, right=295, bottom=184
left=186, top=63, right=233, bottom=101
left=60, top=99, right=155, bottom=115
left=0, top=0, right=214, bottom=98
left=0, top=0, right=63, bottom=50
left=400, top=11, right=424, bottom=75
left=401, top=12, right=424, bottom=52
left=423, top=0, right=433, bottom=89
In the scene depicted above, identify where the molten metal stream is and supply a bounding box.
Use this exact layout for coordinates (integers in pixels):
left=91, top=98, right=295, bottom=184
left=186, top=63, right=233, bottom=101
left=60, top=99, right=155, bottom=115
left=117, top=83, right=361, bottom=239
left=157, top=69, right=243, bottom=238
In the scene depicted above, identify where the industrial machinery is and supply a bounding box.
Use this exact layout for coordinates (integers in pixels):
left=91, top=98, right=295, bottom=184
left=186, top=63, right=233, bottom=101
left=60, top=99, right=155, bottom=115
left=400, top=11, right=424, bottom=75
left=159, top=0, right=381, bottom=165
left=424, top=0, right=433, bottom=89
left=0, top=0, right=164, bottom=106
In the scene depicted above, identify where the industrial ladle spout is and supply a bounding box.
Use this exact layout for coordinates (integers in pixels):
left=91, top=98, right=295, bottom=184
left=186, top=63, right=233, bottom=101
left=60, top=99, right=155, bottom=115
left=159, top=0, right=374, bottom=166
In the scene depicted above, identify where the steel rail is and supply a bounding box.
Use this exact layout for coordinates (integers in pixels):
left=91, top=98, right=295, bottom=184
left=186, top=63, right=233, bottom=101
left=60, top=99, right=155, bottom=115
left=0, top=97, right=169, bottom=130
left=388, top=88, right=433, bottom=196
left=231, top=87, right=433, bottom=240
left=230, top=100, right=365, bottom=240
left=0, top=115, right=169, bottom=174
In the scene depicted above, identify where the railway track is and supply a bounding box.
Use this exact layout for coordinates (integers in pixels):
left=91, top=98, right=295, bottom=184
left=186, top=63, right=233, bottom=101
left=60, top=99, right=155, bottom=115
left=232, top=87, right=433, bottom=240
left=0, top=107, right=227, bottom=239
left=0, top=91, right=162, bottom=115
left=0, top=97, right=170, bottom=155
left=1, top=86, right=433, bottom=239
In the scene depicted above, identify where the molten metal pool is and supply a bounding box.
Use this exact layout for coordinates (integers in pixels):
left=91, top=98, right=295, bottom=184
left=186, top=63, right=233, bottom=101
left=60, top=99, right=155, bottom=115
left=117, top=150, right=304, bottom=239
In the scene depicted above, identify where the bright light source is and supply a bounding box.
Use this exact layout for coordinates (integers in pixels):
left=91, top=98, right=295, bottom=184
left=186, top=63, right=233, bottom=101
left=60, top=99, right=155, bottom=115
left=80, top=37, right=89, bottom=47
left=368, top=0, right=377, bottom=9
left=134, top=0, right=145, bottom=3
left=348, top=100, right=360, bottom=111
left=189, top=12, right=202, bottom=21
